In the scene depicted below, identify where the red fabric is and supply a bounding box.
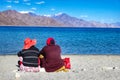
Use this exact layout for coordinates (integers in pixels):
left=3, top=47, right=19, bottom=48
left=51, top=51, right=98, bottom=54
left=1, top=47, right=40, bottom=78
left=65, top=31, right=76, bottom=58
left=23, top=38, right=36, bottom=49
left=63, top=58, right=71, bottom=69
left=46, top=38, right=54, bottom=46
left=20, top=61, right=22, bottom=65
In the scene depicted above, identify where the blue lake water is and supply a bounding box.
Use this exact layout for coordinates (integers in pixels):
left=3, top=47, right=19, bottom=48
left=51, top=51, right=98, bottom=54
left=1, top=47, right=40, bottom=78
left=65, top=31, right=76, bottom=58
left=0, top=26, right=120, bottom=55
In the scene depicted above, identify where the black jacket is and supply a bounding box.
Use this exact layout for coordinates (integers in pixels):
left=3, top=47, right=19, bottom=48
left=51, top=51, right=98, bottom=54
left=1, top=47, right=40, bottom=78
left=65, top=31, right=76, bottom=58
left=17, top=46, right=40, bottom=67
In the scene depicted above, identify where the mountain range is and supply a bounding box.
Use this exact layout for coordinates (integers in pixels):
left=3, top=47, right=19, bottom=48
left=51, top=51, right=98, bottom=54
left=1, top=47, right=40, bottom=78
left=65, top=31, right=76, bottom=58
left=0, top=10, right=62, bottom=26
left=0, top=10, right=119, bottom=28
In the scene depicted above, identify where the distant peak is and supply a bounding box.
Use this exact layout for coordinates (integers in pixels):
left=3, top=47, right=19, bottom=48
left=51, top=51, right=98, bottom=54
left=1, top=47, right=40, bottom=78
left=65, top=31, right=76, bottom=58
left=2, top=9, right=17, bottom=13
left=28, top=12, right=38, bottom=16
left=2, top=9, right=18, bottom=14
left=54, top=12, right=67, bottom=16
left=53, top=13, right=70, bottom=18
left=19, top=11, right=38, bottom=16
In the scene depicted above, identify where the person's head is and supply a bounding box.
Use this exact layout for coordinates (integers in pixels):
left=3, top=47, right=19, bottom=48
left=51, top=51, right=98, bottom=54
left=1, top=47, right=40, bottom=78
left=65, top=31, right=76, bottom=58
left=23, top=38, right=36, bottom=49
left=46, top=37, right=55, bottom=46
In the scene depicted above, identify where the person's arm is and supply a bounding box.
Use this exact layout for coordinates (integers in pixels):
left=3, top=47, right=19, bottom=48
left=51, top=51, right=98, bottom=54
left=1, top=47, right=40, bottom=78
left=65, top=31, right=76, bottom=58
left=39, top=47, right=46, bottom=67
left=39, top=46, right=46, bottom=57
left=57, top=45, right=61, bottom=54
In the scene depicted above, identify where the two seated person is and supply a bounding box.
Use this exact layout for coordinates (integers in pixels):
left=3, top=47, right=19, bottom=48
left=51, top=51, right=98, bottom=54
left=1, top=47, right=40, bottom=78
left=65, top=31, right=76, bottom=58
left=17, top=38, right=70, bottom=72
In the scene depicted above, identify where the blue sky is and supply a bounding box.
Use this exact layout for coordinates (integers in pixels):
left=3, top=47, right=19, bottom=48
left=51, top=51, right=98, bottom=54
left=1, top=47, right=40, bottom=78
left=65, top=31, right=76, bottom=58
left=0, top=0, right=120, bottom=23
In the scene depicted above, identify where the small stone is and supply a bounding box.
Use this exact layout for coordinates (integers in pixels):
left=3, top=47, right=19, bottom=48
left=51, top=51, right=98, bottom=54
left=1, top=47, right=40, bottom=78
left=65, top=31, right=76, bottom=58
left=81, top=68, right=86, bottom=71
left=113, top=67, right=115, bottom=69
left=15, top=73, right=20, bottom=78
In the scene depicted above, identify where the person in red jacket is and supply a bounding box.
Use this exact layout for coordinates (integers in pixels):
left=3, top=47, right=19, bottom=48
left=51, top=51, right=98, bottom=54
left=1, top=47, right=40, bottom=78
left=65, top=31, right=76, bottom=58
left=39, top=38, right=68, bottom=72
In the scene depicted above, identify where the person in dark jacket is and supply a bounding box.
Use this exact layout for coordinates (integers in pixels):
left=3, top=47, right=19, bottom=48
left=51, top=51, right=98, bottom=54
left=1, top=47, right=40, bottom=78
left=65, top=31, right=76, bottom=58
left=39, top=38, right=68, bottom=72
left=17, top=38, right=40, bottom=72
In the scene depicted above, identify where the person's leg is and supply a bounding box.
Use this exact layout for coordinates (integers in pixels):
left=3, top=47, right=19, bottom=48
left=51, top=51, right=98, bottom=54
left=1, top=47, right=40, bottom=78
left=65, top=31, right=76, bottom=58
left=18, top=60, right=21, bottom=67
left=55, top=66, right=69, bottom=72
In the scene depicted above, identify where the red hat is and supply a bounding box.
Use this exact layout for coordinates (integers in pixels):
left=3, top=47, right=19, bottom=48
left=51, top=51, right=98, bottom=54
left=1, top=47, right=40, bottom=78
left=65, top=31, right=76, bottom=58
left=23, top=38, right=36, bottom=49
left=46, top=37, right=55, bottom=46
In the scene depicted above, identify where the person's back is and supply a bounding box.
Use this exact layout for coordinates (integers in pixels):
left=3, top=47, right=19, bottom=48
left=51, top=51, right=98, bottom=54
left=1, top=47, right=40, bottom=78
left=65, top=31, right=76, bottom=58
left=39, top=38, right=65, bottom=72
left=17, top=38, right=40, bottom=72
left=18, top=46, right=39, bottom=67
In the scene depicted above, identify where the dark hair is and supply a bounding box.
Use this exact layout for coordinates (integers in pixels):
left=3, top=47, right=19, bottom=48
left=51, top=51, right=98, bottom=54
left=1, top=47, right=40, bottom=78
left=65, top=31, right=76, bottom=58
left=50, top=39, right=55, bottom=45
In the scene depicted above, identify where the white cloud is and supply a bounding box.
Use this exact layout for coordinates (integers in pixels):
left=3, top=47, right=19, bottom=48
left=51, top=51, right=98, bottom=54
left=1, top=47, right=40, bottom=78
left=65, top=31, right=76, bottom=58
left=51, top=8, right=55, bottom=11
left=25, top=3, right=31, bottom=5
left=36, top=1, right=45, bottom=4
left=6, top=5, right=12, bottom=8
left=19, top=10, right=34, bottom=14
left=23, top=0, right=29, bottom=2
left=80, top=15, right=88, bottom=18
left=7, top=0, right=12, bottom=3
left=31, top=8, right=37, bottom=10
left=14, top=1, right=19, bottom=3
left=55, top=12, right=63, bottom=16
left=43, top=14, right=52, bottom=17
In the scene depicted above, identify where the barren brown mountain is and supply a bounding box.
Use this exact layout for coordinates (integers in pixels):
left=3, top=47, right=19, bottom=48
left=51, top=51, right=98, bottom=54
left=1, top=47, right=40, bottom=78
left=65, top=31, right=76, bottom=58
left=0, top=10, right=63, bottom=26
left=0, top=10, right=119, bottom=28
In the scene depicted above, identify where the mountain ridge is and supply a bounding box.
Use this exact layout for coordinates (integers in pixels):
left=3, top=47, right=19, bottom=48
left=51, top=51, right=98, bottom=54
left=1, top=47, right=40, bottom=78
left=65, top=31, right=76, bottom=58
left=0, top=10, right=119, bottom=28
left=0, top=10, right=63, bottom=26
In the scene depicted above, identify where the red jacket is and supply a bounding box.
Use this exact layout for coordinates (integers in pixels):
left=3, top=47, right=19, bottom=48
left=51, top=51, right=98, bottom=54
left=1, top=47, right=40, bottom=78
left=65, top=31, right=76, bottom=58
left=39, top=44, right=64, bottom=72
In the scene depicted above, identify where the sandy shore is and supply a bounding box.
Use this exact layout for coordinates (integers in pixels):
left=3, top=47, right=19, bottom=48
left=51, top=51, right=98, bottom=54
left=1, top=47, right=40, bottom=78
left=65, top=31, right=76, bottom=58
left=0, top=55, right=120, bottom=80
